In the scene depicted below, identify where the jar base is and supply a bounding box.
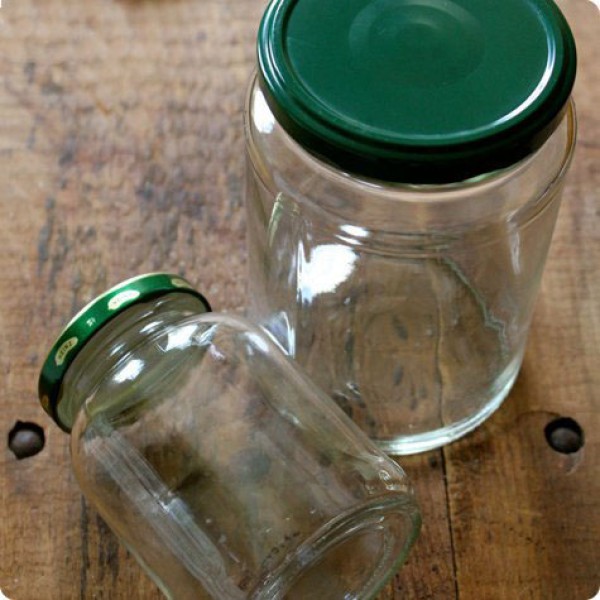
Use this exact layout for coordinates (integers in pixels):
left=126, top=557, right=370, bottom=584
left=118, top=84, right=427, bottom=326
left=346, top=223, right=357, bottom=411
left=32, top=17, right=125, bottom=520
left=375, top=363, right=520, bottom=455
left=252, top=496, right=420, bottom=600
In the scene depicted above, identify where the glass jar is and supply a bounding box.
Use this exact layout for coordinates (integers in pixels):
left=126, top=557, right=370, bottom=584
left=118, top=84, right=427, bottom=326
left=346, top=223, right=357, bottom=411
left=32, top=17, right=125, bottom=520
left=245, top=0, right=577, bottom=454
left=38, top=274, right=420, bottom=600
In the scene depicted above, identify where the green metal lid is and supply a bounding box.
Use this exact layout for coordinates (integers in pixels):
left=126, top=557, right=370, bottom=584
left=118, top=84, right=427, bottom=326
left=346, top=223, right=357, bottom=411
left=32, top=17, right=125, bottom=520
left=258, top=0, right=576, bottom=183
left=38, top=273, right=210, bottom=430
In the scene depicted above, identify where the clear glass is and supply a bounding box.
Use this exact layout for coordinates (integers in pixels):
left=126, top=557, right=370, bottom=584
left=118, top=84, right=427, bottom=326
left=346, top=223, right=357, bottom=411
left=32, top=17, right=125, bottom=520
left=60, top=293, right=420, bottom=599
left=244, top=75, right=577, bottom=454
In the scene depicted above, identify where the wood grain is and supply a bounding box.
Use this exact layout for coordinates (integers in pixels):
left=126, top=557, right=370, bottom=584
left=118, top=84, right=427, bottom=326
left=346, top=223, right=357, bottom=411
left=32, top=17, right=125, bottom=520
left=0, top=0, right=597, bottom=599
left=443, top=2, right=600, bottom=597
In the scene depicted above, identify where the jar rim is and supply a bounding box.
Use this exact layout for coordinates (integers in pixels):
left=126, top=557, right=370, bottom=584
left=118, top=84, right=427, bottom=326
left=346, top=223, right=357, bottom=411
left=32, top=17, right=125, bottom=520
left=38, top=273, right=210, bottom=432
left=246, top=78, right=577, bottom=205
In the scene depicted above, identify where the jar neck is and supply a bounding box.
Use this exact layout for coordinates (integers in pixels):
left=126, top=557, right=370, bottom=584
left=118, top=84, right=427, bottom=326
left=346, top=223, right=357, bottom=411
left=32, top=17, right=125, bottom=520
left=57, top=293, right=206, bottom=432
left=247, top=78, right=576, bottom=233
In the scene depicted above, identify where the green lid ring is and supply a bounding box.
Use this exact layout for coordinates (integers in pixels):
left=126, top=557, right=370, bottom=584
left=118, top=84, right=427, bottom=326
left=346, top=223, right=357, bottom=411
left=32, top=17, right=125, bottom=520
left=38, top=273, right=211, bottom=430
left=258, top=0, right=577, bottom=183
left=260, top=0, right=574, bottom=145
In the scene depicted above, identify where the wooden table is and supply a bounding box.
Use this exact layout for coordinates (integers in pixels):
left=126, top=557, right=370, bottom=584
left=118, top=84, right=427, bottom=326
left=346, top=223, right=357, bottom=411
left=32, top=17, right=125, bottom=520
left=0, top=0, right=597, bottom=598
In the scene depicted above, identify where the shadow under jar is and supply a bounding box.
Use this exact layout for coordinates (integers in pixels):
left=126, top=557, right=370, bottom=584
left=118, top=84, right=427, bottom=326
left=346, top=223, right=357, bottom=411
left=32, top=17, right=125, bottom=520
left=38, top=274, right=420, bottom=600
left=244, top=0, right=577, bottom=454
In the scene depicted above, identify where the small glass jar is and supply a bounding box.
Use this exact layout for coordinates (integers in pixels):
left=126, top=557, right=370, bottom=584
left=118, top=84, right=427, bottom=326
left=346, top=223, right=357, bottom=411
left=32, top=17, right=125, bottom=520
left=38, top=274, right=420, bottom=600
left=245, top=0, right=577, bottom=454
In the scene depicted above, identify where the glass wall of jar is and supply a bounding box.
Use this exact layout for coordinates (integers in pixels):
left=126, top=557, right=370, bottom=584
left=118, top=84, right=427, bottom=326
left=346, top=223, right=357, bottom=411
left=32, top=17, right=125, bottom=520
left=244, top=0, right=577, bottom=454
left=39, top=274, right=421, bottom=599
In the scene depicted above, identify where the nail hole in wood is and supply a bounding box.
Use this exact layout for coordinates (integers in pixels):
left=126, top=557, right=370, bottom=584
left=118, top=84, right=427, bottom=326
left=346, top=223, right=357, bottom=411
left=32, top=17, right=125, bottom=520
left=544, top=417, right=584, bottom=454
left=8, top=421, right=45, bottom=459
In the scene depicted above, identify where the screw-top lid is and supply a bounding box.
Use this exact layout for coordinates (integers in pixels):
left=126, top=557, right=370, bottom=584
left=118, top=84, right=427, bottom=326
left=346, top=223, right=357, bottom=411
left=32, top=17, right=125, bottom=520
left=258, top=0, right=576, bottom=183
left=38, top=273, right=210, bottom=430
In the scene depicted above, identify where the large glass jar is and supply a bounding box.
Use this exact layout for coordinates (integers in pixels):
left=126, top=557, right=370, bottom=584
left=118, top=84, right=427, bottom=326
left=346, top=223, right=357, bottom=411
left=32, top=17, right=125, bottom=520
left=245, top=0, right=577, bottom=454
left=38, top=274, right=420, bottom=600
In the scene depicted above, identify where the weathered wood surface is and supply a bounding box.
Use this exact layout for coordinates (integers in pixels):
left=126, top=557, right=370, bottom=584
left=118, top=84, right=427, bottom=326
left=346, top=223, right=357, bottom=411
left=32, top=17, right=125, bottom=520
left=0, top=0, right=597, bottom=598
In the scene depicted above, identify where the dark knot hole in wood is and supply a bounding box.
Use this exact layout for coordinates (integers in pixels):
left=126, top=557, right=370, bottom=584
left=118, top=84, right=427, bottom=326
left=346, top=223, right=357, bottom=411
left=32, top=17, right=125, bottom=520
left=8, top=420, right=46, bottom=459
left=544, top=417, right=584, bottom=454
